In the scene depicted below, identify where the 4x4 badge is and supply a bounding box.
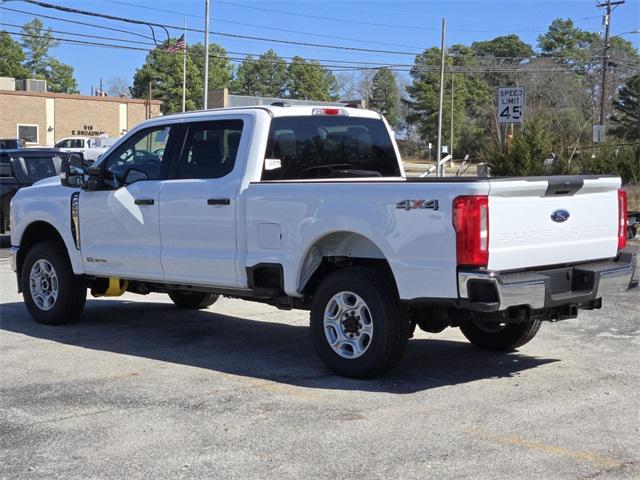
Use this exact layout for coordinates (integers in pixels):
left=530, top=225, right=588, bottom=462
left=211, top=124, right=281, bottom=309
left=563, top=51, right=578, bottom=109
left=396, top=199, right=439, bottom=211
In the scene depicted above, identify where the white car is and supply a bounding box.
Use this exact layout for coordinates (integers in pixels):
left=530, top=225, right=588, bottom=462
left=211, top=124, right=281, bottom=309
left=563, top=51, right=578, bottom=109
left=9, top=105, right=637, bottom=378
left=54, top=136, right=116, bottom=162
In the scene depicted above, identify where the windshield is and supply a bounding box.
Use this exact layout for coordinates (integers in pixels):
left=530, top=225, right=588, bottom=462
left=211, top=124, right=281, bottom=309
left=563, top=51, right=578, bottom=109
left=262, top=116, right=400, bottom=180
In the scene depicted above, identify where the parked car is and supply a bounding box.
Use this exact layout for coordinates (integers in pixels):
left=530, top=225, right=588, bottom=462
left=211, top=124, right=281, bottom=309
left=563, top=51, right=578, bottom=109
left=9, top=105, right=638, bottom=378
left=0, top=139, right=23, bottom=151
left=1, top=148, right=64, bottom=233
left=54, top=136, right=115, bottom=162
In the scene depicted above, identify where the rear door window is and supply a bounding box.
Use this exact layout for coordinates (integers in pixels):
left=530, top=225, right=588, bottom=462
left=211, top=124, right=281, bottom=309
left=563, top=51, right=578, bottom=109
left=262, top=116, right=400, bottom=180
left=172, top=120, right=243, bottom=180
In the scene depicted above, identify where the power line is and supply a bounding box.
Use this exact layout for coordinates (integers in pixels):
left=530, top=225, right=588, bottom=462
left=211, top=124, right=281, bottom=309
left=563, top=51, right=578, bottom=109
left=18, top=0, right=424, bottom=56
left=102, top=0, right=426, bottom=50
left=10, top=2, right=630, bottom=63
left=0, top=20, right=415, bottom=68
left=215, top=0, right=441, bottom=32
left=0, top=29, right=396, bottom=70
left=0, top=4, right=154, bottom=40
left=3, top=15, right=632, bottom=73
left=0, top=22, right=155, bottom=46
left=215, top=0, right=577, bottom=34
left=7, top=29, right=624, bottom=76
left=5, top=26, right=632, bottom=74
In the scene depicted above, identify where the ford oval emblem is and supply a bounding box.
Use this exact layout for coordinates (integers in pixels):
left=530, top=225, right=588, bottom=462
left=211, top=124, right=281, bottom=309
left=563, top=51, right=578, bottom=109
left=551, top=209, right=570, bottom=223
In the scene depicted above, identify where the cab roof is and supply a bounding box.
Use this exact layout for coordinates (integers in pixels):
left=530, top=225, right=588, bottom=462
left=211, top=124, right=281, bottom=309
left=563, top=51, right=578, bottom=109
left=159, top=104, right=382, bottom=121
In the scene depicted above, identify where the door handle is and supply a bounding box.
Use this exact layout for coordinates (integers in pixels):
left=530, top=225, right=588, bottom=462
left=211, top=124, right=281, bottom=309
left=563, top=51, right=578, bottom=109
left=134, top=198, right=155, bottom=205
left=207, top=198, right=230, bottom=206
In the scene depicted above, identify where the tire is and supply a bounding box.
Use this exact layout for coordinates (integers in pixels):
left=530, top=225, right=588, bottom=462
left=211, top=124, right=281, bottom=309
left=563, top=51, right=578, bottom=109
left=21, top=241, right=87, bottom=325
left=310, top=267, right=410, bottom=378
left=459, top=319, right=542, bottom=351
left=168, top=291, right=219, bottom=309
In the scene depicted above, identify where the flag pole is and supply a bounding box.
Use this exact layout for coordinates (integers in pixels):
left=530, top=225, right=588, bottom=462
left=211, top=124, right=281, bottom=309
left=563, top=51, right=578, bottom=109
left=203, top=0, right=210, bottom=109
left=182, top=17, right=187, bottom=112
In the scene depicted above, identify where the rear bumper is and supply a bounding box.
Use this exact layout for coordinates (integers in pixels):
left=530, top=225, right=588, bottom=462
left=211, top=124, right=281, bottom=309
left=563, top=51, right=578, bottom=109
left=458, top=247, right=637, bottom=312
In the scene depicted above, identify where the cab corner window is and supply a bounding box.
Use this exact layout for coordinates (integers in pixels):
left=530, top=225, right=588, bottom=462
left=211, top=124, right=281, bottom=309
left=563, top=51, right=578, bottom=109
left=174, top=120, right=243, bottom=180
left=103, top=125, right=171, bottom=188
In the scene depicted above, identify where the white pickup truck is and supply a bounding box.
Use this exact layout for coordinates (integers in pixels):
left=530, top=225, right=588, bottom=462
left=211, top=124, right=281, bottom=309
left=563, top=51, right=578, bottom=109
left=10, top=105, right=637, bottom=378
left=53, top=136, right=116, bottom=162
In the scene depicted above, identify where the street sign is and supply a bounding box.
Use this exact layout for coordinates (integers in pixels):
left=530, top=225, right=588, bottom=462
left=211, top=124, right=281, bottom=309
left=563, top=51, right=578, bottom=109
left=497, top=86, right=526, bottom=124
left=593, top=125, right=605, bottom=143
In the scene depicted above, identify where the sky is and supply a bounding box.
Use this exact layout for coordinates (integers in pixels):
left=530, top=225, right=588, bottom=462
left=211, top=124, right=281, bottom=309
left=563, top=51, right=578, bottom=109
left=1, top=0, right=639, bottom=95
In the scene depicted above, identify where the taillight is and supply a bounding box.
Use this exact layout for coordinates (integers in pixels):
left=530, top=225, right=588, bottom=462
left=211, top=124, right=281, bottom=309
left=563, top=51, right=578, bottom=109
left=618, top=189, right=627, bottom=250
left=453, top=195, right=489, bottom=268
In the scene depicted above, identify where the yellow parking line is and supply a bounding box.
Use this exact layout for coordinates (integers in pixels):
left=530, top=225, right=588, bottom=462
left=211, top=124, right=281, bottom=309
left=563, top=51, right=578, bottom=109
left=465, top=429, right=621, bottom=469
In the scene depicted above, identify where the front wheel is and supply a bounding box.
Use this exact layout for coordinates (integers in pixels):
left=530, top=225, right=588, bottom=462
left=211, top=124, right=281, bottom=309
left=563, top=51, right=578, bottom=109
left=168, top=291, right=219, bottom=309
left=459, top=319, right=542, bottom=351
left=21, top=241, right=87, bottom=325
left=310, top=267, right=410, bottom=378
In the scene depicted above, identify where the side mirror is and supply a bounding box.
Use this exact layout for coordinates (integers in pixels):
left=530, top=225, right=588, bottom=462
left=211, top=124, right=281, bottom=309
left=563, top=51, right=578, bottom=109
left=60, top=153, right=86, bottom=188
left=124, top=167, right=149, bottom=185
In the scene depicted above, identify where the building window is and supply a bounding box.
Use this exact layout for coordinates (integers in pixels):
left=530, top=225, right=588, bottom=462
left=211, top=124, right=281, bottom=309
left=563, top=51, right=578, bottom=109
left=17, top=124, right=39, bottom=144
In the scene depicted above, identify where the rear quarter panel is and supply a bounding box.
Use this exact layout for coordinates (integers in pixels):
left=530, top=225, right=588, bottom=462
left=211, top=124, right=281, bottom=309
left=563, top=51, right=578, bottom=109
left=242, top=181, right=489, bottom=300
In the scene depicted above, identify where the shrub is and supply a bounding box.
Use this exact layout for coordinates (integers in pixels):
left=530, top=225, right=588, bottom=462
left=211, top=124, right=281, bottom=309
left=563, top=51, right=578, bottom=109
left=482, top=119, right=571, bottom=176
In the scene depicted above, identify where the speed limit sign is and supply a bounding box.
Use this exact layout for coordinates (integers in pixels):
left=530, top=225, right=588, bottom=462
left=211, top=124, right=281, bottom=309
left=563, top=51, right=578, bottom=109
left=497, top=86, right=525, bottom=124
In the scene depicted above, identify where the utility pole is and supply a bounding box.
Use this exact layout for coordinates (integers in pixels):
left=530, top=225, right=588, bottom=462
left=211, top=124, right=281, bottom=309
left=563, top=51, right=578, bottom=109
left=182, top=17, right=187, bottom=113
left=450, top=72, right=454, bottom=167
left=597, top=0, right=625, bottom=128
left=436, top=18, right=446, bottom=177
left=147, top=80, right=152, bottom=119
left=203, top=0, right=210, bottom=109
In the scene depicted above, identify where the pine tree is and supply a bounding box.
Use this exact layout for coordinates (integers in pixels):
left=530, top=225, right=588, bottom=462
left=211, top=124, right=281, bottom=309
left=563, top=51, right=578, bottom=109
left=285, top=56, right=337, bottom=101
left=369, top=68, right=399, bottom=126
left=231, top=49, right=287, bottom=97
left=610, top=74, right=640, bottom=141
left=131, top=41, right=232, bottom=113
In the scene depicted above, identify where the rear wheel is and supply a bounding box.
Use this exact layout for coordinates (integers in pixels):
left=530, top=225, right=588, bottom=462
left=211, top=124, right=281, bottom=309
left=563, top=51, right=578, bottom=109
left=459, top=319, right=542, bottom=351
left=21, top=241, right=87, bottom=325
left=168, top=291, right=219, bottom=309
left=310, top=267, right=410, bottom=378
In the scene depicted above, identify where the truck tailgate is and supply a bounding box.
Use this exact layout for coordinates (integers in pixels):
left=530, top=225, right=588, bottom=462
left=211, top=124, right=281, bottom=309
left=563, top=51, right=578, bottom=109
left=487, top=176, right=621, bottom=271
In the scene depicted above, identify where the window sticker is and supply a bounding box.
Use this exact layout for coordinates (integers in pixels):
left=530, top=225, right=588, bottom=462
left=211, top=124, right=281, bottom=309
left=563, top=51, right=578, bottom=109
left=265, top=158, right=282, bottom=170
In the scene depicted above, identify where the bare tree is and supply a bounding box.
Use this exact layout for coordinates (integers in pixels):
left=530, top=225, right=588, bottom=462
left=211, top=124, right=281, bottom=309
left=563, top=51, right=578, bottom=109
left=357, top=69, right=377, bottom=101
left=336, top=72, right=358, bottom=100
left=106, top=76, right=131, bottom=97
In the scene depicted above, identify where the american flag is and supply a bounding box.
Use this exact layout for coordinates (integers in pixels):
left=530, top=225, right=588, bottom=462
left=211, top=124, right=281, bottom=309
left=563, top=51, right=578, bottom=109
left=165, top=34, right=186, bottom=53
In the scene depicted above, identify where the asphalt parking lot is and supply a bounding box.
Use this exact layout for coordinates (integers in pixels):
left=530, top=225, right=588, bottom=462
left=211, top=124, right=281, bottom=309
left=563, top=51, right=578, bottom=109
left=1, top=244, right=639, bottom=480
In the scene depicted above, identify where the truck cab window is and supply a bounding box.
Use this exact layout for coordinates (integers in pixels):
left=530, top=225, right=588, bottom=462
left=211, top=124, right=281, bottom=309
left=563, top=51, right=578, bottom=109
left=173, top=120, right=243, bottom=179
left=262, top=116, right=400, bottom=180
left=102, top=125, right=171, bottom=188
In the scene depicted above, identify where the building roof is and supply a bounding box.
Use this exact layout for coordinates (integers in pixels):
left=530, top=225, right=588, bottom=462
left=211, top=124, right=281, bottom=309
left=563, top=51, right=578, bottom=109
left=0, top=89, right=161, bottom=105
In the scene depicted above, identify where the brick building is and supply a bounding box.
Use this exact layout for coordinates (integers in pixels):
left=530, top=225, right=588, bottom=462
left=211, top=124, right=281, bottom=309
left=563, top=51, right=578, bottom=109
left=0, top=87, right=162, bottom=146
